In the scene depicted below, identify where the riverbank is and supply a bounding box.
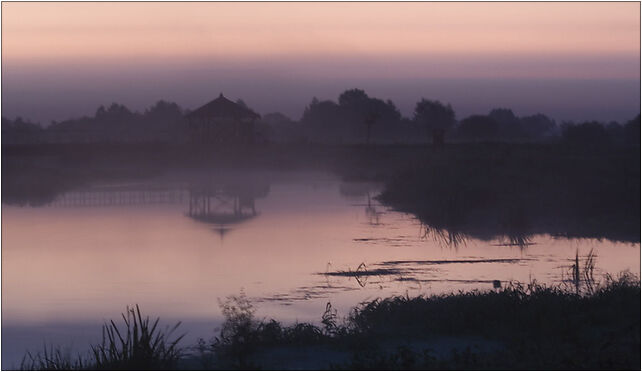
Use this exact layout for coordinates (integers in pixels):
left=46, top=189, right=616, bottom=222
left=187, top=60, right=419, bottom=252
left=374, top=143, right=640, bottom=243
left=20, top=273, right=640, bottom=370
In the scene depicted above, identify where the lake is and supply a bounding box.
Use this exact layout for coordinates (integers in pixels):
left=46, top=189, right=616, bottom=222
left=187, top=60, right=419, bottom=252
left=2, top=169, right=639, bottom=368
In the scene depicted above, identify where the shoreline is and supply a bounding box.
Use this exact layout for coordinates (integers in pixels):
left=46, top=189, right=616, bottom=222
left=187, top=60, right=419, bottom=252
left=19, top=273, right=641, bottom=370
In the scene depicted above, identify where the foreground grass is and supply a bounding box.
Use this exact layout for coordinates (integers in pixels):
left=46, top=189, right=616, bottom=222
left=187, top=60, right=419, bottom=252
left=21, top=273, right=640, bottom=370
left=21, top=306, right=184, bottom=371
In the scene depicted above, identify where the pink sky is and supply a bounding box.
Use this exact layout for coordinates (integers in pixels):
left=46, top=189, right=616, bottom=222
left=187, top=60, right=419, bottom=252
left=2, top=2, right=640, bottom=123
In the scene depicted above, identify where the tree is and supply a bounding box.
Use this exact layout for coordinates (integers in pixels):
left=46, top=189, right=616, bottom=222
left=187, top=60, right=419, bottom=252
left=561, top=121, right=608, bottom=147
left=624, top=114, right=641, bottom=146
left=413, top=99, right=455, bottom=147
left=520, top=113, right=557, bottom=139
left=339, top=89, right=376, bottom=143
left=302, top=90, right=403, bottom=144
left=458, top=115, right=499, bottom=142
left=488, top=108, right=522, bottom=139
left=301, top=98, right=344, bottom=142
left=258, top=112, right=299, bottom=143
left=363, top=105, right=379, bottom=146
left=338, top=89, right=370, bottom=109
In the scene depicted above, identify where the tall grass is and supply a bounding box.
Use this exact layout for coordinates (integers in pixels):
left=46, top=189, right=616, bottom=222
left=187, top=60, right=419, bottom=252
left=21, top=305, right=184, bottom=371
left=20, top=346, right=85, bottom=371
left=90, top=305, right=184, bottom=370
left=566, top=248, right=598, bottom=294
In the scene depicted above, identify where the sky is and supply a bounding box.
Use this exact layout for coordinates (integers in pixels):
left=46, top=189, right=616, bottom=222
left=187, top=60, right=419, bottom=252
left=2, top=2, right=640, bottom=124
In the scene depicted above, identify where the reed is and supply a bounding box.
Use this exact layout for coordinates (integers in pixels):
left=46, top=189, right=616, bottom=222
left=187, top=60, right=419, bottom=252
left=21, top=305, right=184, bottom=371
left=90, top=305, right=185, bottom=370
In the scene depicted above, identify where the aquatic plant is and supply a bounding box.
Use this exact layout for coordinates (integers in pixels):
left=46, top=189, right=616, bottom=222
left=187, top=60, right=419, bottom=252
left=90, top=305, right=184, bottom=370
left=21, top=305, right=184, bottom=371
left=20, top=345, right=85, bottom=371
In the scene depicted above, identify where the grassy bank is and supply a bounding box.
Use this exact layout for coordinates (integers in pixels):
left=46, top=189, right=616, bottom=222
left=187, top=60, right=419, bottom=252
left=21, top=273, right=640, bottom=370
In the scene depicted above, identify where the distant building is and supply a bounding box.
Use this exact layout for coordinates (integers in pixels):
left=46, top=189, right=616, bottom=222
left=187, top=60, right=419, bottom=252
left=185, top=93, right=260, bottom=144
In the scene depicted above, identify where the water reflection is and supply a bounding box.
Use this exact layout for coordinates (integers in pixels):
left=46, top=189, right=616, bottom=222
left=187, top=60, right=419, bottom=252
left=338, top=181, right=384, bottom=227
left=4, top=161, right=639, bottom=244
left=187, top=180, right=270, bottom=237
left=48, top=186, right=186, bottom=207
left=6, top=173, right=274, bottom=239
left=1, top=169, right=640, bottom=368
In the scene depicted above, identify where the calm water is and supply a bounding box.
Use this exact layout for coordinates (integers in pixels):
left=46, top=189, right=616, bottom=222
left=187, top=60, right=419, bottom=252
left=2, top=170, right=639, bottom=367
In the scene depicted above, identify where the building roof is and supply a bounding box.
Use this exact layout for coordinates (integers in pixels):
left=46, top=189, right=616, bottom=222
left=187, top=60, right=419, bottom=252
left=185, top=93, right=260, bottom=120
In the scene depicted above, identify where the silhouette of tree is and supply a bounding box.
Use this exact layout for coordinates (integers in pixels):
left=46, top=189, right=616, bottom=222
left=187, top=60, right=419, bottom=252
left=257, top=112, right=302, bottom=143
left=338, top=89, right=370, bottom=109
left=300, top=90, right=403, bottom=144
left=2, top=116, right=42, bottom=132
left=624, top=114, right=641, bottom=146
left=339, top=89, right=402, bottom=144
left=301, top=98, right=344, bottom=142
left=2, top=116, right=43, bottom=144
left=363, top=109, right=379, bottom=145
left=488, top=108, right=522, bottom=139
left=95, top=105, right=107, bottom=118
left=145, top=100, right=182, bottom=118
left=339, top=89, right=378, bottom=143
left=520, top=113, right=557, bottom=139
left=561, top=121, right=609, bottom=147
left=458, top=115, right=499, bottom=142
left=413, top=99, right=455, bottom=147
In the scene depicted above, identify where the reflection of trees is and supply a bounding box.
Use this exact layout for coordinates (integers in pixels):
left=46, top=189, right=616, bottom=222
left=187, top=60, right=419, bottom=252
left=2, top=162, right=272, bottom=241
left=420, top=224, right=467, bottom=249
left=2, top=165, right=83, bottom=207
left=498, top=207, right=533, bottom=249
left=338, top=181, right=383, bottom=226
left=364, top=193, right=382, bottom=226
left=420, top=223, right=533, bottom=250
left=378, top=146, right=641, bottom=245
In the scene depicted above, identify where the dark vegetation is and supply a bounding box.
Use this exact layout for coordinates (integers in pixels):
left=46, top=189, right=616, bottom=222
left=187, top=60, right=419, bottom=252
left=3, top=88, right=639, bottom=146
left=21, top=305, right=184, bottom=370
left=377, top=143, right=641, bottom=243
left=3, top=101, right=185, bottom=144
left=20, top=273, right=641, bottom=370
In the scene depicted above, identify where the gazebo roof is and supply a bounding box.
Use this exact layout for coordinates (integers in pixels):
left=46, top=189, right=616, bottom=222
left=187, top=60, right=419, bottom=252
left=185, top=93, right=260, bottom=120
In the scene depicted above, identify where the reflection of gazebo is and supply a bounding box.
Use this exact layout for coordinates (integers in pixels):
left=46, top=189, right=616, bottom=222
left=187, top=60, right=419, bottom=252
left=185, top=94, right=260, bottom=144
left=187, top=181, right=269, bottom=231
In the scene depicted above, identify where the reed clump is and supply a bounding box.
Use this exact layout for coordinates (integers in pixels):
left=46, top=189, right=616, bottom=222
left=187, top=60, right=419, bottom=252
left=21, top=305, right=184, bottom=371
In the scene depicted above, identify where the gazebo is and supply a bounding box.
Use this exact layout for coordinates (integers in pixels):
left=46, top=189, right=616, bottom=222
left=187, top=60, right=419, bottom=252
left=185, top=93, right=260, bottom=144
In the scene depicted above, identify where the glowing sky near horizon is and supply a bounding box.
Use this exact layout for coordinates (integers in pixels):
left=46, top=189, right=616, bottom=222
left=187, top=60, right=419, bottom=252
left=2, top=2, right=640, bottom=123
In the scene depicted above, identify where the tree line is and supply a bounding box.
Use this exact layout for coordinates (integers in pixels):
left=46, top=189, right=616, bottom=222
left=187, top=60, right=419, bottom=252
left=2, top=88, right=640, bottom=146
